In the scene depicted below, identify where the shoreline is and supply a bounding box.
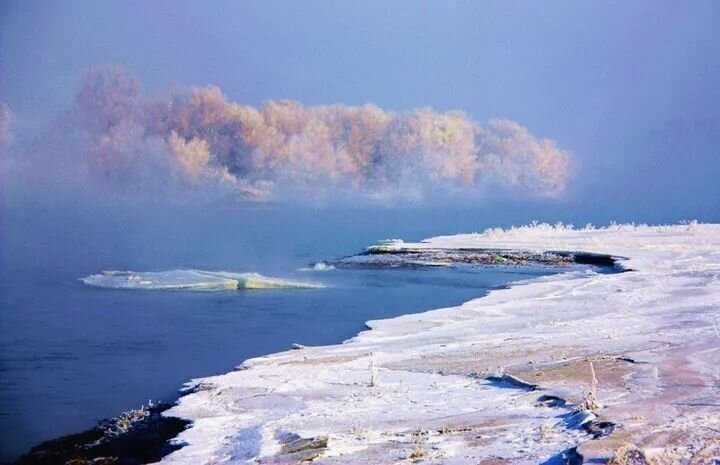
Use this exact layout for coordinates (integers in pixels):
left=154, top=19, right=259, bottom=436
left=8, top=249, right=611, bottom=464
left=10, top=403, right=189, bottom=465
left=159, top=223, right=720, bottom=464
left=12, top=223, right=720, bottom=464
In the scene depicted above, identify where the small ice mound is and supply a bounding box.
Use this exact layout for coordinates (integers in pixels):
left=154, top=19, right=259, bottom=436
left=80, top=270, right=323, bottom=291
left=298, top=262, right=336, bottom=272
left=366, top=238, right=405, bottom=253
left=312, top=262, right=335, bottom=271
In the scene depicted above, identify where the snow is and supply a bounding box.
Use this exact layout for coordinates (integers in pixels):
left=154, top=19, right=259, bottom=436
left=299, top=262, right=337, bottom=272
left=158, top=223, right=720, bottom=464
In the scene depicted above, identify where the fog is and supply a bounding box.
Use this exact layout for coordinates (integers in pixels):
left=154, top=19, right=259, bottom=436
left=1, top=0, right=719, bottom=260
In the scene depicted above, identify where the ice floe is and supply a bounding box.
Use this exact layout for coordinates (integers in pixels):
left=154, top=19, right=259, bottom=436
left=81, top=270, right=323, bottom=291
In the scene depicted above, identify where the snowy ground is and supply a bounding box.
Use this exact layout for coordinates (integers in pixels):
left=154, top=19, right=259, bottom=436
left=158, top=223, right=720, bottom=464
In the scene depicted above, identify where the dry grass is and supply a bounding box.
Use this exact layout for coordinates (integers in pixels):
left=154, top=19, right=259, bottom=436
left=478, top=220, right=703, bottom=239
left=578, top=360, right=601, bottom=411
left=407, top=447, right=429, bottom=460
left=406, top=430, right=431, bottom=462
left=608, top=444, right=650, bottom=465
left=369, top=352, right=380, bottom=387
left=608, top=440, right=720, bottom=465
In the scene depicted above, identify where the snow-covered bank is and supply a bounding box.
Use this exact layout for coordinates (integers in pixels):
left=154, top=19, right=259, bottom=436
left=159, top=223, right=720, bottom=464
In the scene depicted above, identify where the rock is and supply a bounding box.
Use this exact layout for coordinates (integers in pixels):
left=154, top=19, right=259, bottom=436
left=279, top=436, right=328, bottom=455
left=564, top=410, right=596, bottom=429
left=275, top=436, right=329, bottom=462
left=536, top=394, right=567, bottom=408
left=12, top=403, right=188, bottom=465
left=486, top=373, right=539, bottom=391
left=584, top=420, right=616, bottom=439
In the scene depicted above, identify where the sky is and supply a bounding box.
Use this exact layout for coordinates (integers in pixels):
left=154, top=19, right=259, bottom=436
left=1, top=0, right=719, bottom=219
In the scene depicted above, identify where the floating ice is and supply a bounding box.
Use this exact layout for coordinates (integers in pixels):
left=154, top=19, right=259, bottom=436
left=80, top=270, right=323, bottom=291
left=311, top=262, right=335, bottom=271
left=298, top=262, right=336, bottom=272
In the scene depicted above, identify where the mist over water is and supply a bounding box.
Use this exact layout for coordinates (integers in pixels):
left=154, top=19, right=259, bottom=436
left=0, top=199, right=572, bottom=461
left=0, top=171, right=715, bottom=461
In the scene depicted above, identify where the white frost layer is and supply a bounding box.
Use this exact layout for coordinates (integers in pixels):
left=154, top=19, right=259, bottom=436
left=299, top=262, right=337, bottom=272
left=80, top=270, right=323, bottom=291
left=159, top=223, right=720, bottom=464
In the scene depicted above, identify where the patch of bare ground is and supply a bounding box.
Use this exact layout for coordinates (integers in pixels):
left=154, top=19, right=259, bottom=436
left=476, top=459, right=516, bottom=465
left=384, top=344, right=596, bottom=380
left=576, top=339, right=720, bottom=463
left=513, top=355, right=639, bottom=405
left=600, top=440, right=720, bottom=465
left=384, top=329, right=718, bottom=465
left=278, top=354, right=364, bottom=366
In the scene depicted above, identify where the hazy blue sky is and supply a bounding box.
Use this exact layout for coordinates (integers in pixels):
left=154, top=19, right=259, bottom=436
left=1, top=0, right=718, bottom=218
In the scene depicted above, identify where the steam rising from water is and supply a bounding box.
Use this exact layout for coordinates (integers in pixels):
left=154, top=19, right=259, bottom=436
left=0, top=102, right=10, bottom=156
left=15, top=65, right=572, bottom=202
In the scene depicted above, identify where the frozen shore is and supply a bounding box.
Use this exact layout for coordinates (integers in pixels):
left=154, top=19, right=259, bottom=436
left=159, top=223, right=720, bottom=464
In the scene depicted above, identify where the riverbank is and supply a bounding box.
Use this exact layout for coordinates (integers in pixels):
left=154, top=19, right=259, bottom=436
left=155, top=222, right=720, bottom=464
left=5, top=249, right=569, bottom=463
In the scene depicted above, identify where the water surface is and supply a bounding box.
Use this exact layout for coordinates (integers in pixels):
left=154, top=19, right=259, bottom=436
left=1, top=202, right=568, bottom=461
